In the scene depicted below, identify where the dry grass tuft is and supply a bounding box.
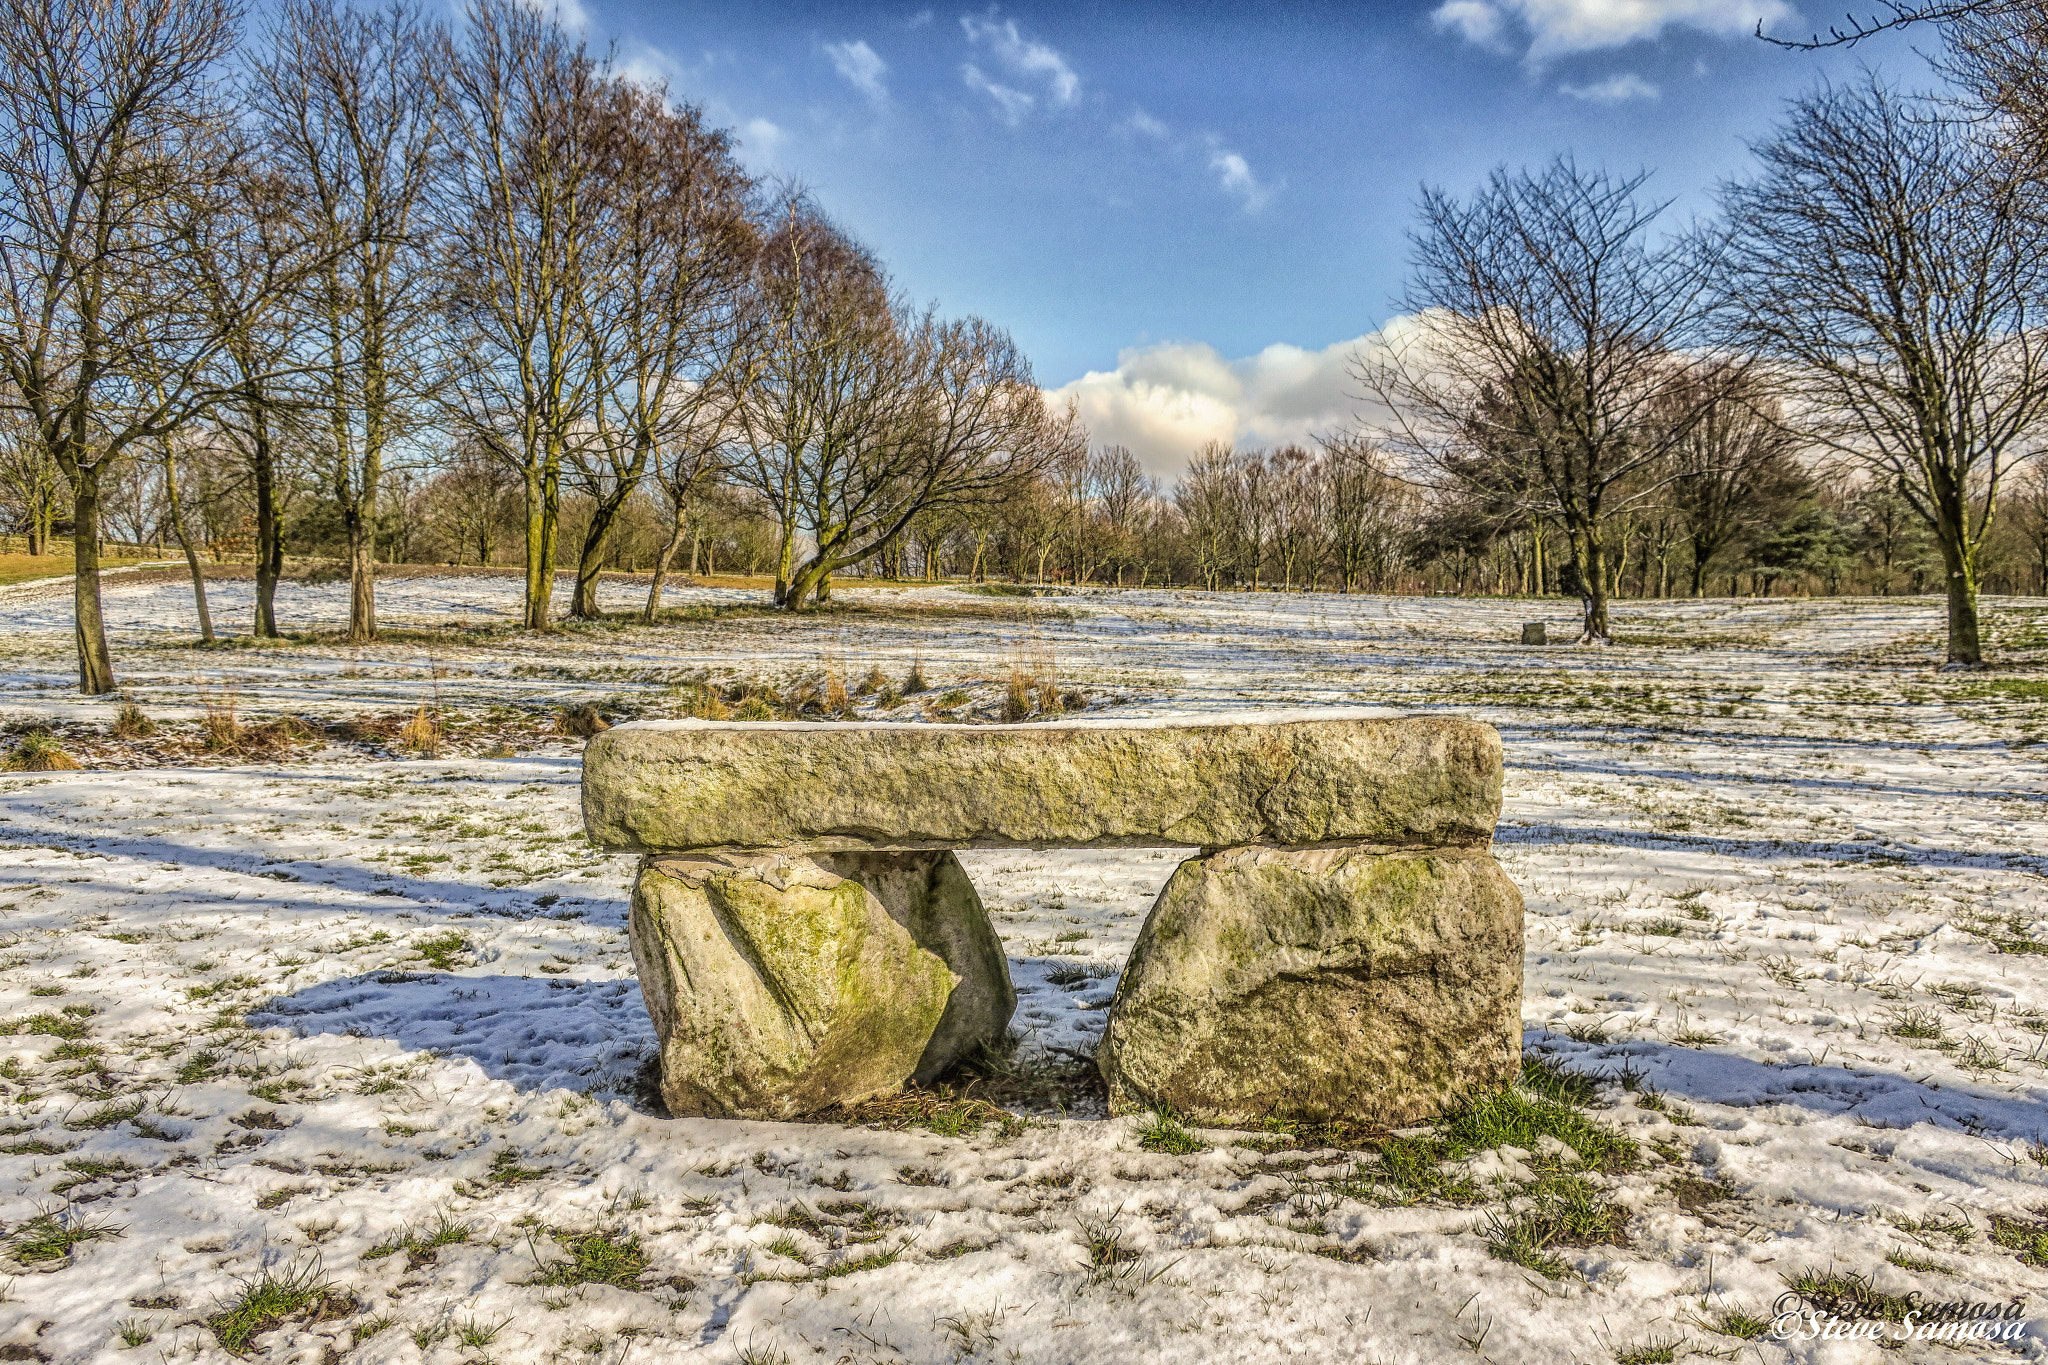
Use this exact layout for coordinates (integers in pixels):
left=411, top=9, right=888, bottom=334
left=201, top=690, right=244, bottom=752
left=3, top=730, right=81, bottom=772
left=1002, top=669, right=1032, bottom=722
left=556, top=704, right=610, bottom=737
left=398, top=706, right=440, bottom=756
left=112, top=702, right=155, bottom=739
left=822, top=671, right=851, bottom=717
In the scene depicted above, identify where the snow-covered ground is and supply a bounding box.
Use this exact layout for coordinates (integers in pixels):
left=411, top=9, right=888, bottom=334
left=1, top=572, right=2047, bottom=1363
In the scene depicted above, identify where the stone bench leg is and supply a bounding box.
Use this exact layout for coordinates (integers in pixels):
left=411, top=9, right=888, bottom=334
left=630, top=850, right=1015, bottom=1119
left=1097, top=844, right=1523, bottom=1129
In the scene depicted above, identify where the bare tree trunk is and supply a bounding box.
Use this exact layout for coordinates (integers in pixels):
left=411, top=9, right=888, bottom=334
left=345, top=510, right=377, bottom=644
left=1578, top=532, right=1612, bottom=643
left=1942, top=545, right=1983, bottom=666
left=643, top=499, right=689, bottom=623
left=70, top=462, right=115, bottom=694
left=522, top=464, right=559, bottom=630
left=162, top=443, right=213, bottom=642
left=572, top=492, right=629, bottom=618
left=252, top=406, right=281, bottom=636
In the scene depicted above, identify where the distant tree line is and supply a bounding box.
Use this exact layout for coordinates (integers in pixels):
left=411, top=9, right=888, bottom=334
left=5, top=0, right=2048, bottom=690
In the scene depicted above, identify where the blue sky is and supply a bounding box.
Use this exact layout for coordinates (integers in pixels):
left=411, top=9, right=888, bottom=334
left=589, top=0, right=1928, bottom=476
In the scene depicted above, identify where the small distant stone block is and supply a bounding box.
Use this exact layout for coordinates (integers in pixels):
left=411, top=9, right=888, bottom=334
left=1521, top=622, right=1547, bottom=645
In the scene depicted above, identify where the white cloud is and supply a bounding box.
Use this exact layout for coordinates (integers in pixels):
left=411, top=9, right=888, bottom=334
left=961, top=64, right=1035, bottom=124
left=1559, top=72, right=1660, bottom=100
left=1121, top=108, right=1170, bottom=139
left=1432, top=0, right=1507, bottom=48
left=1047, top=335, right=1378, bottom=481
left=824, top=39, right=889, bottom=103
left=737, top=118, right=787, bottom=169
left=1432, top=0, right=1792, bottom=61
left=1208, top=148, right=1276, bottom=212
left=960, top=10, right=1080, bottom=113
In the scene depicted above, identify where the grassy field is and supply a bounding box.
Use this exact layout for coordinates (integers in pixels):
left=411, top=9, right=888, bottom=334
left=0, top=552, right=171, bottom=587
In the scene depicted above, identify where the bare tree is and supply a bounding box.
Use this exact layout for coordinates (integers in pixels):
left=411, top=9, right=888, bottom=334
left=1719, top=79, right=2048, bottom=664
left=254, top=0, right=448, bottom=644
left=1359, top=158, right=1729, bottom=642
left=568, top=80, right=754, bottom=618
left=0, top=414, right=64, bottom=555
left=443, top=0, right=606, bottom=630
left=1661, top=364, right=1809, bottom=596
left=1321, top=435, right=1408, bottom=593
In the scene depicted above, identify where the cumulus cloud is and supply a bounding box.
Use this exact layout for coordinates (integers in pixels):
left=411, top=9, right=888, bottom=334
left=1559, top=72, right=1660, bottom=101
left=1047, top=335, right=1379, bottom=481
left=1208, top=148, right=1276, bottom=211
left=1432, top=0, right=1792, bottom=61
left=824, top=39, right=888, bottom=103
left=960, top=9, right=1080, bottom=115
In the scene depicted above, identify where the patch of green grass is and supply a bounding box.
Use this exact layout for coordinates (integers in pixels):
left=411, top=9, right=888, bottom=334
left=1441, top=1060, right=1637, bottom=1175
left=184, top=975, right=259, bottom=1001
left=7, top=1209, right=124, bottom=1264
left=826, top=1086, right=1022, bottom=1140
left=1135, top=1109, right=1209, bottom=1155
left=815, top=1245, right=903, bottom=1279
left=1989, top=1214, right=2048, bottom=1267
left=351, top=1316, right=395, bottom=1345
left=116, top=1316, right=155, bottom=1347
left=1708, top=1310, right=1770, bottom=1340
left=69, top=1098, right=145, bottom=1130
left=208, top=1263, right=346, bottom=1355
left=412, top=932, right=467, bottom=971
left=176, top=1050, right=222, bottom=1085
left=0, top=1137, right=75, bottom=1156
left=1614, top=1338, right=1683, bottom=1365
left=1782, top=1268, right=1914, bottom=1323
left=1887, top=1007, right=1946, bottom=1042
left=1885, top=1249, right=1948, bottom=1274
left=762, top=1233, right=809, bottom=1263
left=363, top=1213, right=472, bottom=1267
left=455, top=1316, right=510, bottom=1348
left=0, top=1012, right=89, bottom=1039
left=1481, top=1168, right=1631, bottom=1278
left=1961, top=678, right=2048, bottom=703
left=489, top=1149, right=545, bottom=1184
left=531, top=1228, right=649, bottom=1289
left=51, top=1156, right=139, bottom=1193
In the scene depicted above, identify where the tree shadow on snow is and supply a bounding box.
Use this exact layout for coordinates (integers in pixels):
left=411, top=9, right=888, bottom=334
left=251, top=970, right=654, bottom=1098
left=1496, top=823, right=2048, bottom=878
left=1531, top=1026, right=2048, bottom=1144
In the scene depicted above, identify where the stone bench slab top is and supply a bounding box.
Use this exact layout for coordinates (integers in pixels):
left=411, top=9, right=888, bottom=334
left=582, top=708, right=1503, bottom=854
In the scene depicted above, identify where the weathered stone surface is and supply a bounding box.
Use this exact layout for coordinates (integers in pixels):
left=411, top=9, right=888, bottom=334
left=629, top=852, right=954, bottom=1119
left=583, top=711, right=1502, bottom=854
left=1097, top=844, right=1523, bottom=1128
left=812, top=850, right=1016, bottom=1083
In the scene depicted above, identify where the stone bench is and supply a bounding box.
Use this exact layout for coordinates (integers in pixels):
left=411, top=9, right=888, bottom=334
left=581, top=710, right=1523, bottom=1127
